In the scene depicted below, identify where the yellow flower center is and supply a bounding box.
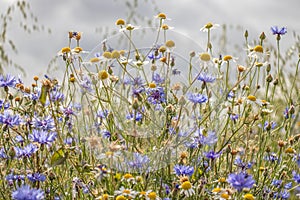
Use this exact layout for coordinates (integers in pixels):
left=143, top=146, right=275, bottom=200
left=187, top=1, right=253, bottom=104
left=218, top=177, right=226, bottom=183
left=116, top=195, right=126, bottom=200
left=102, top=194, right=109, bottom=200
left=147, top=192, right=157, bottom=199
left=102, top=51, right=112, bottom=59
left=98, top=70, right=109, bottom=80
left=112, top=50, right=120, bottom=59
left=205, top=22, right=213, bottom=29
left=165, top=40, right=175, bottom=48
left=123, top=189, right=131, bottom=194
left=181, top=181, right=192, bottom=190
left=285, top=147, right=294, bottom=154
left=73, top=47, right=83, bottom=53
left=220, top=193, right=230, bottom=199
left=212, top=188, right=222, bottom=193
left=253, top=45, right=264, bottom=53
left=90, top=57, right=100, bottom=63
left=159, top=46, right=166, bottom=53
left=115, top=173, right=121, bottom=180
left=244, top=193, right=255, bottom=200
left=140, top=191, right=146, bottom=196
left=105, top=151, right=113, bottom=156
left=123, top=173, right=133, bottom=179
left=223, top=55, right=233, bottom=61
left=157, top=13, right=167, bottom=19
left=255, top=62, right=264, bottom=67
left=199, top=53, right=211, bottom=62
left=116, top=18, right=126, bottom=26
left=61, top=47, right=71, bottom=53
left=149, top=82, right=157, bottom=88
left=247, top=95, right=257, bottom=102
left=161, top=24, right=169, bottom=30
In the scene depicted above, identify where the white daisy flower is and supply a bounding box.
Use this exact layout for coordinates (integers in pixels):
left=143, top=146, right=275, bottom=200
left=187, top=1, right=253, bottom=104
left=179, top=181, right=195, bottom=197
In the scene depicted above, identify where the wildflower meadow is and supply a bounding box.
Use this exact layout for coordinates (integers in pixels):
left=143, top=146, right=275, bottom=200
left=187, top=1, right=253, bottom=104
left=1, top=12, right=300, bottom=200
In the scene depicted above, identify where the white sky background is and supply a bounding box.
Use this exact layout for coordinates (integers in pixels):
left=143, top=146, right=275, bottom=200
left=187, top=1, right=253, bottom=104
left=1, top=0, right=300, bottom=83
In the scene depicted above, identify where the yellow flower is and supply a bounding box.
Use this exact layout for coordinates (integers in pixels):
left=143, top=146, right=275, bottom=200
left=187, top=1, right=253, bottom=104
left=116, top=195, right=126, bottom=200
left=181, top=181, right=192, bottom=190
left=244, top=193, right=255, bottom=200
left=89, top=57, right=101, bottom=63
left=223, top=55, right=233, bottom=62
left=285, top=147, right=295, bottom=154
left=156, top=12, right=167, bottom=19
left=61, top=47, right=71, bottom=53
left=111, top=50, right=120, bottom=59
left=253, top=45, right=263, bottom=53
left=147, top=192, right=157, bottom=199
left=102, top=51, right=112, bottom=59
left=116, top=18, right=126, bottom=26
left=199, top=52, right=211, bottom=62
left=200, top=22, right=220, bottom=32
left=165, top=40, right=175, bottom=48
left=212, top=188, right=222, bottom=193
left=247, top=95, right=257, bottom=102
left=220, top=193, right=230, bottom=199
left=149, top=82, right=157, bottom=88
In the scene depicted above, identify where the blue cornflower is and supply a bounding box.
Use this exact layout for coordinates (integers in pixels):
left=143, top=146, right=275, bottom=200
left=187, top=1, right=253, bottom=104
left=292, top=171, right=300, bottom=184
left=97, top=109, right=109, bottom=119
left=284, top=182, right=292, bottom=189
left=6, top=174, right=25, bottom=185
left=230, top=113, right=239, bottom=121
left=187, top=93, right=207, bottom=104
left=172, top=68, right=181, bottom=75
left=279, top=190, right=290, bottom=199
left=124, top=76, right=144, bottom=87
left=283, top=107, right=295, bottom=119
left=271, top=26, right=287, bottom=35
left=234, top=157, right=253, bottom=170
left=0, top=147, right=7, bottom=159
left=265, top=152, right=280, bottom=163
left=27, top=173, right=46, bottom=183
left=152, top=73, right=165, bottom=84
left=204, top=150, right=222, bottom=160
left=0, top=110, right=22, bottom=128
left=12, top=184, right=44, bottom=200
left=126, top=111, right=143, bottom=122
left=262, top=121, right=277, bottom=130
left=127, top=153, right=150, bottom=172
left=29, top=129, right=57, bottom=146
left=293, top=154, right=300, bottom=167
left=49, top=90, right=65, bottom=102
left=0, top=74, right=17, bottom=87
left=15, top=143, right=38, bottom=158
left=101, top=129, right=111, bottom=139
left=271, top=179, right=282, bottom=188
left=173, top=164, right=194, bottom=176
left=15, top=135, right=24, bottom=143
left=227, top=172, right=255, bottom=192
left=0, top=99, right=10, bottom=109
left=197, top=73, right=216, bottom=83
left=79, top=76, right=94, bottom=93
left=148, top=51, right=162, bottom=60
left=60, top=104, right=76, bottom=117
left=32, top=116, right=55, bottom=131
left=146, top=87, right=166, bottom=104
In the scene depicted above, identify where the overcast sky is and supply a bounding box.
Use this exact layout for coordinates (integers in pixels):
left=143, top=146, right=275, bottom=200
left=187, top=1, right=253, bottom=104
left=2, top=0, right=300, bottom=83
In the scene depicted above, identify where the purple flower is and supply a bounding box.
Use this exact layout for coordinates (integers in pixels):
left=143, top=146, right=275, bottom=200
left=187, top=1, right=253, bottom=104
left=79, top=76, right=94, bottom=93
left=29, top=129, right=57, bottom=146
left=27, top=173, right=46, bottom=183
left=146, top=87, right=166, bottom=104
left=173, top=164, right=194, bottom=176
left=234, top=157, right=253, bottom=170
left=12, top=184, right=44, bottom=200
left=293, top=154, right=300, bottom=167
left=148, top=51, right=162, bottom=60
left=187, top=93, right=208, bottom=104
left=230, top=113, right=239, bottom=121
left=152, top=73, right=165, bottom=84
left=127, top=153, right=150, bottom=172
left=126, top=111, right=143, bottom=122
left=227, top=172, right=255, bottom=192
left=0, top=147, right=7, bottom=159
left=32, top=116, right=55, bottom=131
left=0, top=110, right=22, bottom=128
left=271, top=26, right=287, bottom=35
left=6, top=173, right=25, bottom=185
left=271, top=179, right=282, bottom=188
left=60, top=104, right=76, bottom=117
left=292, top=171, right=300, bottom=184
left=204, top=150, right=222, bottom=160
left=0, top=100, right=10, bottom=109
left=15, top=144, right=38, bottom=158
left=0, top=74, right=17, bottom=87
left=197, top=73, right=216, bottom=83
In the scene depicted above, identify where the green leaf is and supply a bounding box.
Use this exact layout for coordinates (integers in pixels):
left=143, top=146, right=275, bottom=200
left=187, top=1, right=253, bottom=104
left=39, top=85, right=48, bottom=105
left=50, top=148, right=67, bottom=167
